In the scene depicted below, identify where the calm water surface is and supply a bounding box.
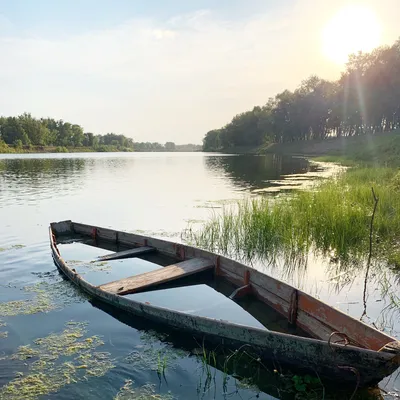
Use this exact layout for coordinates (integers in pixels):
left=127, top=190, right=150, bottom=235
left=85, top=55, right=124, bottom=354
left=0, top=152, right=398, bottom=399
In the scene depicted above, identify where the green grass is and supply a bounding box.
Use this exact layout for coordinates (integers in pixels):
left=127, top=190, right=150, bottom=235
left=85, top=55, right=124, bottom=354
left=190, top=166, right=400, bottom=264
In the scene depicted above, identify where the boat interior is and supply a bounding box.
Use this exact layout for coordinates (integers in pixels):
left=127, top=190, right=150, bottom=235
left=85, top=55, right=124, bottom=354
left=54, top=232, right=310, bottom=338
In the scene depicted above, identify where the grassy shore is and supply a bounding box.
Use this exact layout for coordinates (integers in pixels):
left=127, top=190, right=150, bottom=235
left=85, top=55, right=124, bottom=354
left=263, top=129, right=400, bottom=165
left=190, top=131, right=400, bottom=268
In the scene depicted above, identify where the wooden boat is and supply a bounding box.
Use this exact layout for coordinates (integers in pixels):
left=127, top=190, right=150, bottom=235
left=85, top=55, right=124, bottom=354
left=49, top=220, right=400, bottom=387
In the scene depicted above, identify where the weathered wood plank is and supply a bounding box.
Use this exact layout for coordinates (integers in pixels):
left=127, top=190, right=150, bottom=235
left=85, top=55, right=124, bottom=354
left=298, top=292, right=391, bottom=351
left=229, top=284, right=251, bottom=300
left=380, top=341, right=400, bottom=354
left=97, top=246, right=155, bottom=261
left=51, top=220, right=73, bottom=234
left=73, top=222, right=95, bottom=236
left=96, top=227, right=117, bottom=241
left=99, top=257, right=215, bottom=295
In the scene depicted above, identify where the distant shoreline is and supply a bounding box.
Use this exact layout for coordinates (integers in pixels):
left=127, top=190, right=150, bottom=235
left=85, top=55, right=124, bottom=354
left=0, top=145, right=203, bottom=154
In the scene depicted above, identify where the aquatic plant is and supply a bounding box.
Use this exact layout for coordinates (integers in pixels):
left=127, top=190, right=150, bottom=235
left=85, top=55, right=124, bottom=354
left=0, top=244, right=26, bottom=252
left=125, top=345, right=187, bottom=373
left=0, top=321, right=114, bottom=400
left=0, top=277, right=87, bottom=318
left=114, top=379, right=175, bottom=400
left=189, top=167, right=400, bottom=265
left=124, top=329, right=188, bottom=373
left=67, top=259, right=112, bottom=272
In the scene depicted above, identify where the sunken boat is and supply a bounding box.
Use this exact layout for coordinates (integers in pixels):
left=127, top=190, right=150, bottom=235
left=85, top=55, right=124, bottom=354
left=49, top=220, right=400, bottom=387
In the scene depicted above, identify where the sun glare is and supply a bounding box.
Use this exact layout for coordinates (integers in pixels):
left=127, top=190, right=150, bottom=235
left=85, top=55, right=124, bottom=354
left=322, top=5, right=381, bottom=64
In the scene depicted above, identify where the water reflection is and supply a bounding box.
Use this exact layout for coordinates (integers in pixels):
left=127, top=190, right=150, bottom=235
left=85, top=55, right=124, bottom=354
left=0, top=158, right=87, bottom=207
left=204, top=154, right=320, bottom=191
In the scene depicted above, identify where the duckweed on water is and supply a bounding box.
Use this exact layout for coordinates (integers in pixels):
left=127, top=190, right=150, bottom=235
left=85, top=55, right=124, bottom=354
left=0, top=278, right=87, bottom=318
left=0, top=245, right=26, bottom=253
left=0, top=319, right=7, bottom=339
left=0, top=322, right=114, bottom=400
left=0, top=294, right=53, bottom=317
left=114, top=380, right=174, bottom=400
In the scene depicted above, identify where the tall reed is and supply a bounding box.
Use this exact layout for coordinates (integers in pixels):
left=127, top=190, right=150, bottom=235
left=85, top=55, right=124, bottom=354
left=189, top=167, right=400, bottom=264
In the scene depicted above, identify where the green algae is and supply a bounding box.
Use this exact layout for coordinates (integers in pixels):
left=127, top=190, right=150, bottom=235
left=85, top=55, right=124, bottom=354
left=0, top=319, right=7, bottom=339
left=0, top=244, right=26, bottom=253
left=0, top=321, right=114, bottom=400
left=66, top=259, right=112, bottom=272
left=0, top=278, right=87, bottom=318
left=10, top=346, right=39, bottom=360
left=125, top=333, right=189, bottom=372
left=0, top=294, right=53, bottom=317
left=11, top=245, right=25, bottom=249
left=114, top=380, right=175, bottom=400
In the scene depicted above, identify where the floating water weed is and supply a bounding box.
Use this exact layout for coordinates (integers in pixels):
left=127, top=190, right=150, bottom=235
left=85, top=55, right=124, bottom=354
left=0, top=321, right=114, bottom=400
left=0, top=245, right=26, bottom=253
left=0, top=277, right=87, bottom=318
left=125, top=330, right=188, bottom=372
left=66, top=259, right=112, bottom=272
left=114, top=380, right=174, bottom=400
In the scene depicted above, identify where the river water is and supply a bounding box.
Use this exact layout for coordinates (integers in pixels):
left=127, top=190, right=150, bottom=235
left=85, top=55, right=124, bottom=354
left=0, top=152, right=398, bottom=399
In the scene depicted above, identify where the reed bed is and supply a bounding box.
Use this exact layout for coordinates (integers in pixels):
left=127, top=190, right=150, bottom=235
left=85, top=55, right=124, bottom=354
left=190, top=167, right=400, bottom=265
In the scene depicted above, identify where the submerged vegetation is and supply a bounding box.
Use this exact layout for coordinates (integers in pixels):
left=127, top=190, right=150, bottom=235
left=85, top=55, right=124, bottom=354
left=0, top=322, right=114, bottom=400
left=124, top=329, right=189, bottom=373
left=114, top=380, right=175, bottom=400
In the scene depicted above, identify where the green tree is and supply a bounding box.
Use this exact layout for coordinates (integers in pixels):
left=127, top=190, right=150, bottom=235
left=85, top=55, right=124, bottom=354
left=165, top=142, right=176, bottom=151
left=1, top=117, right=30, bottom=145
left=71, top=124, right=84, bottom=147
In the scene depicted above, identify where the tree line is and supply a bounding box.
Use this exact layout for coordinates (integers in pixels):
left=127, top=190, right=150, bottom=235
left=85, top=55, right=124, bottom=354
left=0, top=113, right=135, bottom=151
left=133, top=141, right=201, bottom=152
left=0, top=114, right=200, bottom=152
left=203, top=38, right=400, bottom=151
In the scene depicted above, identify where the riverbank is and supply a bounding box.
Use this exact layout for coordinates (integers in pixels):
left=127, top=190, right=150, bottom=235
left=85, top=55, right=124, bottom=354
left=191, top=131, right=400, bottom=270
left=263, top=130, right=400, bottom=166
left=0, top=144, right=202, bottom=154
left=0, top=144, right=131, bottom=154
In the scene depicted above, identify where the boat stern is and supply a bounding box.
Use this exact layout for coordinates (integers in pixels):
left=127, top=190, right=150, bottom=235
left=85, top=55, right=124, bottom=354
left=50, top=220, right=73, bottom=235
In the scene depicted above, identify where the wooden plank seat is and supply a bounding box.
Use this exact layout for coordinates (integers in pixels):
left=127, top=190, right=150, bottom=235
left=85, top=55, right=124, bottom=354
left=97, top=246, right=155, bottom=261
left=99, top=257, right=215, bottom=295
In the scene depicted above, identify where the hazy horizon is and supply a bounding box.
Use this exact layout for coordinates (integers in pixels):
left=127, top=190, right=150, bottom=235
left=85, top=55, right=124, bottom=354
left=0, top=0, right=398, bottom=145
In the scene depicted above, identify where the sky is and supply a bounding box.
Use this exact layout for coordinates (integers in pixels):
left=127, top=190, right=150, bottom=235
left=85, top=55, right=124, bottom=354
left=0, top=0, right=398, bottom=144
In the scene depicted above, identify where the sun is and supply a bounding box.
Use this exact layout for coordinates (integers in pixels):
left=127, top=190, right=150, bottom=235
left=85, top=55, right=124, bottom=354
left=322, top=5, right=382, bottom=64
